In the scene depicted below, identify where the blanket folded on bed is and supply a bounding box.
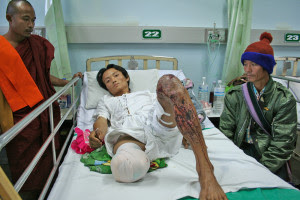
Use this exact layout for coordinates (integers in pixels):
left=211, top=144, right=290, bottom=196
left=71, top=128, right=94, bottom=154
left=80, top=146, right=168, bottom=174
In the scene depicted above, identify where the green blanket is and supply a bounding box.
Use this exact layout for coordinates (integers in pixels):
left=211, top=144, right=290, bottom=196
left=80, top=146, right=167, bottom=174
left=181, top=188, right=300, bottom=200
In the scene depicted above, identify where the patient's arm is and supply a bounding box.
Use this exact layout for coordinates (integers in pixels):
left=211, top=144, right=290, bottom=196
left=89, top=116, right=108, bottom=149
left=157, top=74, right=228, bottom=200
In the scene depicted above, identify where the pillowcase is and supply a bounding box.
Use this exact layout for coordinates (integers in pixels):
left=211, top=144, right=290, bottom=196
left=85, top=69, right=159, bottom=109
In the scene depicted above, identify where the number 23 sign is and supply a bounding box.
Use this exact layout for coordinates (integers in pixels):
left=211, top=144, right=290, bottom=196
left=285, top=33, right=300, bottom=42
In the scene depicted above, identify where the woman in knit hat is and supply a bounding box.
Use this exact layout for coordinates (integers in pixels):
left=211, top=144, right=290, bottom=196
left=219, top=32, right=297, bottom=181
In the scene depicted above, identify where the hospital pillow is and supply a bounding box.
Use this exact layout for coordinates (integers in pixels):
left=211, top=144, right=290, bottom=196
left=85, top=69, right=159, bottom=109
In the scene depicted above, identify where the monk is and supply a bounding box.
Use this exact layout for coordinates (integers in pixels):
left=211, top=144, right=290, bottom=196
left=1, top=0, right=82, bottom=198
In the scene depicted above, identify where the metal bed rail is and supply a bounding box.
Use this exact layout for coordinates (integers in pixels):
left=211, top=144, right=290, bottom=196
left=0, top=77, right=80, bottom=199
left=272, top=75, right=300, bottom=103
left=272, top=57, right=299, bottom=76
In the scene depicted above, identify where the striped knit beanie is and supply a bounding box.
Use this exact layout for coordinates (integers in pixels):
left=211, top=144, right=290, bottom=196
left=241, top=32, right=276, bottom=74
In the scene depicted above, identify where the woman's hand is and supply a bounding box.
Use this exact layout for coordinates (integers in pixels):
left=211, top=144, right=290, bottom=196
left=89, top=129, right=103, bottom=149
left=90, top=117, right=108, bottom=149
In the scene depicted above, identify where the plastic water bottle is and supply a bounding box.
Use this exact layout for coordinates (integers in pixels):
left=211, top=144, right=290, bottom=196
left=209, top=81, right=216, bottom=107
left=213, top=80, right=225, bottom=115
left=198, top=77, right=209, bottom=103
left=58, top=78, right=72, bottom=108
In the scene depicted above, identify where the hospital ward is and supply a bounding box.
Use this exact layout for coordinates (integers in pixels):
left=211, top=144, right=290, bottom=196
left=1, top=0, right=300, bottom=200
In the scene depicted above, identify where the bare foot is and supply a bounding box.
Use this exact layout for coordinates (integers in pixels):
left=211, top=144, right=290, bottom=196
left=157, top=74, right=228, bottom=200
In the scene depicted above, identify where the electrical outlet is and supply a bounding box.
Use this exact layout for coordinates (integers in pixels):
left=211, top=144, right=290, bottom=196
left=218, top=30, right=226, bottom=42
left=206, top=29, right=226, bottom=43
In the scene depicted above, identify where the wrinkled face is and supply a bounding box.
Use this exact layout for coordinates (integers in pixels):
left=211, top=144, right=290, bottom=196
left=102, top=68, right=130, bottom=96
left=8, top=2, right=36, bottom=38
left=243, top=60, right=269, bottom=84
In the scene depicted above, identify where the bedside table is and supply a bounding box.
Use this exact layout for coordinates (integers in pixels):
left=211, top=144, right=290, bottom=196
left=206, top=112, right=221, bottom=128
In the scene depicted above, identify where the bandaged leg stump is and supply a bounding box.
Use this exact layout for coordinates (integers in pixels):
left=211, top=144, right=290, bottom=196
left=157, top=74, right=228, bottom=200
left=111, top=143, right=150, bottom=183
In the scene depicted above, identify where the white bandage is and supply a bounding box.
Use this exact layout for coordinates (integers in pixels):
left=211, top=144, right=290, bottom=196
left=155, top=100, right=173, bottom=125
left=111, top=143, right=150, bottom=183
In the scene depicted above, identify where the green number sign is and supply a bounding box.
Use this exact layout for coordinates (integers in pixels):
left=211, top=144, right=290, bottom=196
left=285, top=33, right=300, bottom=42
left=143, top=30, right=161, bottom=39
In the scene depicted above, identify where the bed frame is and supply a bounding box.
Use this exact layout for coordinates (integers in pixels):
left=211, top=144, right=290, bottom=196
left=272, top=56, right=300, bottom=103
left=86, top=55, right=178, bottom=71
left=0, top=55, right=179, bottom=199
left=272, top=56, right=300, bottom=185
left=1, top=55, right=299, bottom=199
left=272, top=57, right=299, bottom=77
left=0, top=77, right=80, bottom=199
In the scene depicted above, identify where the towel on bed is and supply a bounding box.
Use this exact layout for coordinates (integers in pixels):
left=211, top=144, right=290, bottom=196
left=71, top=127, right=94, bottom=154
left=80, top=145, right=168, bottom=174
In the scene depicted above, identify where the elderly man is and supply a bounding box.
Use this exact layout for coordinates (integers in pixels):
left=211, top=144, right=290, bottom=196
left=220, top=32, right=297, bottom=181
left=1, top=0, right=82, bottom=198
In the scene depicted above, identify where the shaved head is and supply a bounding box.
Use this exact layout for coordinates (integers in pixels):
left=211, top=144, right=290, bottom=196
left=5, top=0, right=36, bottom=41
left=6, top=0, right=33, bottom=16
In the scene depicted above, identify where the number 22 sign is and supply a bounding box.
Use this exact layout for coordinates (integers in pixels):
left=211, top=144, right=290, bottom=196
left=143, top=30, right=161, bottom=39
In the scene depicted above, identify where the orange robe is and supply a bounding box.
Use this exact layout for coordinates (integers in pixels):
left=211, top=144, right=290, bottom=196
left=0, top=88, right=13, bottom=133
left=0, top=35, right=43, bottom=112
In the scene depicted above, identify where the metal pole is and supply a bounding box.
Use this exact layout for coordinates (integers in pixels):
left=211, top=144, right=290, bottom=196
left=49, top=104, right=57, bottom=164
left=0, top=77, right=79, bottom=152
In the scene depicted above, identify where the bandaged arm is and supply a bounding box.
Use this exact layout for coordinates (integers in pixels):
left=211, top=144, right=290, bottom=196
left=89, top=116, right=108, bottom=149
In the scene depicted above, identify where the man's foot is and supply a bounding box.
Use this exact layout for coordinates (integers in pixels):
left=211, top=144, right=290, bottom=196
left=157, top=74, right=228, bottom=200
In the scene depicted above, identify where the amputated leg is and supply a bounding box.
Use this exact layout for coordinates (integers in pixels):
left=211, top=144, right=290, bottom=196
left=157, top=74, right=228, bottom=200
left=111, top=142, right=150, bottom=183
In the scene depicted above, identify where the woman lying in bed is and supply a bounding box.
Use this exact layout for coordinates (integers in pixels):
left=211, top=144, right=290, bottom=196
left=89, top=64, right=227, bottom=200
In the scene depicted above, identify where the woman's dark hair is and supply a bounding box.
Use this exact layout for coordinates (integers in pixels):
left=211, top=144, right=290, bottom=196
left=96, top=64, right=130, bottom=91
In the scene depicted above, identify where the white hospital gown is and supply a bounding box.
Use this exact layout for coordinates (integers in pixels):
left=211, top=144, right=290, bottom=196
left=93, top=90, right=182, bottom=161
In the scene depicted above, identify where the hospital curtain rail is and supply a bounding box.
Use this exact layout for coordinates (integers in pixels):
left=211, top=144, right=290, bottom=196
left=0, top=77, right=80, bottom=200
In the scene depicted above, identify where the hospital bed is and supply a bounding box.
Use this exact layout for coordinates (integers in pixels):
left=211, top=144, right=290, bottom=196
left=0, top=56, right=300, bottom=200
left=272, top=56, right=300, bottom=186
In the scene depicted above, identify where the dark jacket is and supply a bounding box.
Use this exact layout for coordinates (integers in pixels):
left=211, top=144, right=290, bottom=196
left=220, top=77, right=297, bottom=173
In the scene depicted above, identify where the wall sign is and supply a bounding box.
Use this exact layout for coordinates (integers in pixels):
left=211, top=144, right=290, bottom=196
left=285, top=33, right=300, bottom=42
left=143, top=30, right=161, bottom=39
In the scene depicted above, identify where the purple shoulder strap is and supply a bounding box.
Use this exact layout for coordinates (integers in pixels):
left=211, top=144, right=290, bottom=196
left=242, top=83, right=272, bottom=137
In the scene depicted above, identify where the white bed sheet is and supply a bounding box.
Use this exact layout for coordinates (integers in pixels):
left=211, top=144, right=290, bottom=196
left=48, top=127, right=295, bottom=200
left=48, top=71, right=296, bottom=200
